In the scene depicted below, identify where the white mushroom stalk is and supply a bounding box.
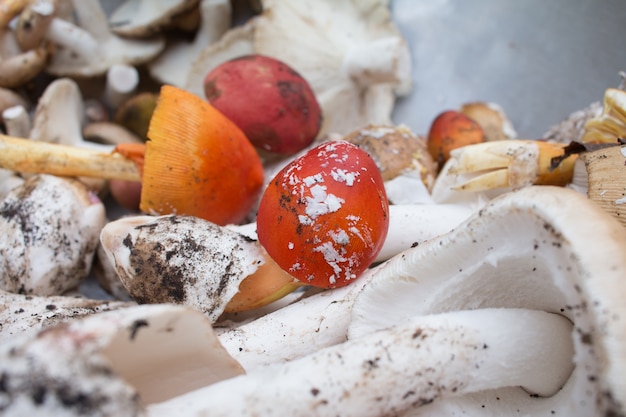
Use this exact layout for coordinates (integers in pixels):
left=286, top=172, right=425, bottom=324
left=0, top=304, right=244, bottom=415
left=348, top=186, right=626, bottom=415
left=0, top=174, right=106, bottom=296
left=148, top=308, right=573, bottom=417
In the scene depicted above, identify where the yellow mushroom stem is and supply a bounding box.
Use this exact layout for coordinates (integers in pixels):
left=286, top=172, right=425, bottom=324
left=446, top=140, right=577, bottom=192
left=0, top=134, right=141, bottom=181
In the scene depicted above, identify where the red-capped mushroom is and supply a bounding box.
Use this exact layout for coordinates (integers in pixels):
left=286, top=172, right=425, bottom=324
left=203, top=54, right=322, bottom=155
left=427, top=109, right=486, bottom=169
left=256, top=140, right=389, bottom=288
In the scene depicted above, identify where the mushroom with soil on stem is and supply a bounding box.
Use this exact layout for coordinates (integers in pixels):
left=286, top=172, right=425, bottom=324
left=100, top=214, right=300, bottom=322
left=0, top=304, right=245, bottom=415
left=0, top=174, right=106, bottom=296
left=0, top=84, right=265, bottom=226
left=149, top=185, right=626, bottom=416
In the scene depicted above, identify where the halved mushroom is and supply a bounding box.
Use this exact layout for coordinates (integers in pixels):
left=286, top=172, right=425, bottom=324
left=0, top=304, right=244, bottom=414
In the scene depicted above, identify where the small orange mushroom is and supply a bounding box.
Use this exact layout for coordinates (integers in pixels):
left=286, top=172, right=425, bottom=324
left=117, top=85, right=265, bottom=225
left=427, top=110, right=486, bottom=169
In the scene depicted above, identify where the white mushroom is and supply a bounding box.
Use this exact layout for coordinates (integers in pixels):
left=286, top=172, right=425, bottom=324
left=0, top=174, right=106, bottom=295
left=42, top=0, right=164, bottom=77
left=0, top=304, right=244, bottom=415
left=348, top=185, right=626, bottom=415
left=30, top=78, right=115, bottom=152
left=148, top=0, right=232, bottom=88
left=150, top=308, right=573, bottom=417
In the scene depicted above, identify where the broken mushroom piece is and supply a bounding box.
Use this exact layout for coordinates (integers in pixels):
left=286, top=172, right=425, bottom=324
left=459, top=101, right=517, bottom=142
left=0, top=174, right=106, bottom=296
left=581, top=88, right=626, bottom=143
left=343, top=124, right=437, bottom=204
left=100, top=214, right=300, bottom=322
left=0, top=289, right=133, bottom=341
left=578, top=143, right=626, bottom=228
left=0, top=304, right=244, bottom=415
left=348, top=185, right=626, bottom=415
left=43, top=0, right=164, bottom=77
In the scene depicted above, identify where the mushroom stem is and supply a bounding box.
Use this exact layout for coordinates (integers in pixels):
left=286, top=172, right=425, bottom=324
left=105, top=64, right=140, bottom=109
left=342, top=37, right=411, bottom=87
left=150, top=308, right=574, bottom=417
left=44, top=17, right=100, bottom=61
left=0, top=134, right=141, bottom=181
left=2, top=104, right=31, bottom=137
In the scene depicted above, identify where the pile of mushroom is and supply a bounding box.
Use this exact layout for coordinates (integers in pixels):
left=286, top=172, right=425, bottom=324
left=0, top=0, right=625, bottom=416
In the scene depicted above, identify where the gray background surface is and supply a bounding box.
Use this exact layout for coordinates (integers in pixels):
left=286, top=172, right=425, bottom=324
left=391, top=0, right=626, bottom=138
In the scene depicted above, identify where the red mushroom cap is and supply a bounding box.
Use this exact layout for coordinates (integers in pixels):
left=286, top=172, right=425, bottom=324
left=203, top=54, right=322, bottom=155
left=257, top=140, right=389, bottom=288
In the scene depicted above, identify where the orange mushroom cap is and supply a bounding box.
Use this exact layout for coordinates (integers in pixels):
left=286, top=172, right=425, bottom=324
left=140, top=85, right=264, bottom=225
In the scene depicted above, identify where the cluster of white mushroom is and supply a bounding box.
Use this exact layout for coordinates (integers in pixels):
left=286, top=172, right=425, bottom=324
left=0, top=1, right=626, bottom=416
